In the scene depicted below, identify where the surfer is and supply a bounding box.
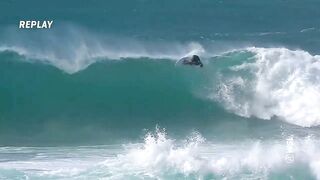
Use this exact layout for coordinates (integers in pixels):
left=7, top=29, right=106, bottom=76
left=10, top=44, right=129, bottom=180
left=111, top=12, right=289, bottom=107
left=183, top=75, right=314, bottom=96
left=180, top=55, right=203, bottom=67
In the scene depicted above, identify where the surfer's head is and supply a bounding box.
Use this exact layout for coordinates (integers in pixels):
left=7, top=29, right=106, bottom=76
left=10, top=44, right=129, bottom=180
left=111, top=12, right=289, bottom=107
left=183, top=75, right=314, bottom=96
left=191, top=55, right=203, bottom=67
left=192, top=55, right=200, bottom=61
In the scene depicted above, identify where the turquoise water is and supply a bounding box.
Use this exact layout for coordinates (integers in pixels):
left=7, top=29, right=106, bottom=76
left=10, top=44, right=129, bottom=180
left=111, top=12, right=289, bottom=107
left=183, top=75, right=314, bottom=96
left=1, top=0, right=320, bottom=179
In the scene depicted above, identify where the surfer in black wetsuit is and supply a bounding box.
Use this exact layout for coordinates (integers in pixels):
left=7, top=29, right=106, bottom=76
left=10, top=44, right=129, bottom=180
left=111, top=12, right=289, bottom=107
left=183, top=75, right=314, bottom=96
left=181, top=55, right=203, bottom=67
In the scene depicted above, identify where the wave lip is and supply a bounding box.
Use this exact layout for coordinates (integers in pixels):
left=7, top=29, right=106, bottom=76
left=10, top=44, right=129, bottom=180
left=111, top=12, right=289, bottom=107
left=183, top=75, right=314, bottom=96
left=0, top=41, right=204, bottom=74
left=214, top=47, right=320, bottom=127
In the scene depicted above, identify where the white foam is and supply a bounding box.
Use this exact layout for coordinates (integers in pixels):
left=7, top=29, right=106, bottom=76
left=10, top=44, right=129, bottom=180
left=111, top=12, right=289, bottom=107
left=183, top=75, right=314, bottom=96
left=99, top=130, right=320, bottom=179
left=214, top=47, right=320, bottom=127
left=2, top=131, right=320, bottom=179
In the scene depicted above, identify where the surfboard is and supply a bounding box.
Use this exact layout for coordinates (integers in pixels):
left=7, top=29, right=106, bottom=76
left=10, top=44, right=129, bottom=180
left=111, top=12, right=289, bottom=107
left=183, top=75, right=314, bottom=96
left=175, top=56, right=190, bottom=66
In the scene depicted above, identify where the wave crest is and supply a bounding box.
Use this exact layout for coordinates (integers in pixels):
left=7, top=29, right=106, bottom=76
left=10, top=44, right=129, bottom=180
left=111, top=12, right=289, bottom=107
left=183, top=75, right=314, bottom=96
left=0, top=26, right=205, bottom=73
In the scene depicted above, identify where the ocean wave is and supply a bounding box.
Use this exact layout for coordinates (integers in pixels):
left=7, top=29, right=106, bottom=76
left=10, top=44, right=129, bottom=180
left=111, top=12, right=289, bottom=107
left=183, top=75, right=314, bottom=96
left=300, top=27, right=317, bottom=33
left=1, top=27, right=320, bottom=127
left=213, top=47, right=320, bottom=127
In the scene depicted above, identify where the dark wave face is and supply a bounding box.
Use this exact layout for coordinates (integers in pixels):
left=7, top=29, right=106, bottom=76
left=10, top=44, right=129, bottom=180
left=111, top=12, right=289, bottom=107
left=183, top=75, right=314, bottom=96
left=0, top=49, right=230, bottom=145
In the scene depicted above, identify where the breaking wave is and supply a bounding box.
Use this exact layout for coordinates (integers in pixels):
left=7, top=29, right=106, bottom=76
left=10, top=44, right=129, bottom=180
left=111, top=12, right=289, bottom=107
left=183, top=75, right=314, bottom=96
left=1, top=31, right=320, bottom=128
left=213, top=47, right=320, bottom=127
left=99, top=129, right=320, bottom=179
left=2, top=129, right=320, bottom=179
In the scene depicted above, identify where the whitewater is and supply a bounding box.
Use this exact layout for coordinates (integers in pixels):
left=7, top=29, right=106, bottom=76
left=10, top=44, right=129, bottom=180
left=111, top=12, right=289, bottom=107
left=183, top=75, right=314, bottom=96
left=2, top=129, right=320, bottom=179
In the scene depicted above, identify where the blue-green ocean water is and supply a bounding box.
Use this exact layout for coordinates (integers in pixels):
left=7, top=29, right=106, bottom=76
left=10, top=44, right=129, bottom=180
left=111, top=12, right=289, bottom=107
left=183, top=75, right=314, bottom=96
left=1, top=0, right=320, bottom=179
